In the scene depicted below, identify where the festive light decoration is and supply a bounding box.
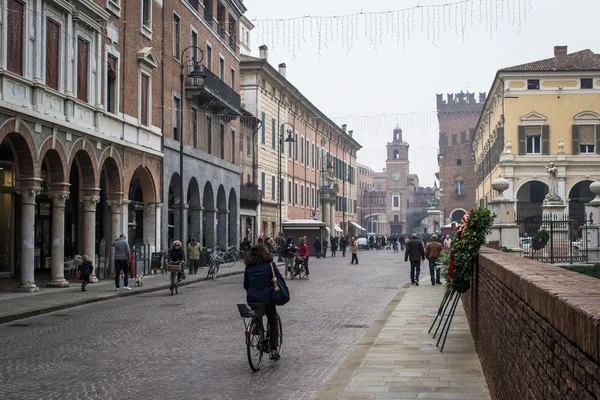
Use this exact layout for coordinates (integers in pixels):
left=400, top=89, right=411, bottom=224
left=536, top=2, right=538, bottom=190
left=254, top=0, right=532, bottom=56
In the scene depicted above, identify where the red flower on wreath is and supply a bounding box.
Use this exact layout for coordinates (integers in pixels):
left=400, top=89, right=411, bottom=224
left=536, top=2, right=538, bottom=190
left=448, top=209, right=474, bottom=281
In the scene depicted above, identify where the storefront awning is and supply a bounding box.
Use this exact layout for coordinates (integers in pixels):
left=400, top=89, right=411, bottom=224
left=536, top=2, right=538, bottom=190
left=350, top=221, right=366, bottom=231
left=334, top=224, right=343, bottom=233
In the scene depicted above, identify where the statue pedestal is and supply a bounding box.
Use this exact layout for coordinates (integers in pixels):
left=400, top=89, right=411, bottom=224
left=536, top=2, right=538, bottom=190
left=583, top=199, right=600, bottom=262
left=487, top=199, right=521, bottom=252
left=542, top=202, right=569, bottom=250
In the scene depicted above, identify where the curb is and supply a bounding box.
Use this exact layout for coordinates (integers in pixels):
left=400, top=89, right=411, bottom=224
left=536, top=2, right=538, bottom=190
left=0, top=269, right=246, bottom=325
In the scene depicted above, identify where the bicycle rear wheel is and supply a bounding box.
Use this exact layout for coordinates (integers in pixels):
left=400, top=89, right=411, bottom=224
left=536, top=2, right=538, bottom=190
left=298, top=264, right=307, bottom=279
left=276, top=313, right=283, bottom=355
left=247, top=318, right=264, bottom=372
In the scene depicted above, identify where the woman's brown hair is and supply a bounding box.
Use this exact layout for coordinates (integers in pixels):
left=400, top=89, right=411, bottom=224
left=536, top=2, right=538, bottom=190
left=244, top=244, right=273, bottom=265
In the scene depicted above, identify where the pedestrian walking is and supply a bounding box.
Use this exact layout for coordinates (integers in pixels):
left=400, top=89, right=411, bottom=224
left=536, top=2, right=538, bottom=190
left=297, top=237, right=309, bottom=279
left=331, top=236, right=338, bottom=257
left=79, top=255, right=94, bottom=292
left=443, top=235, right=452, bottom=250
left=350, top=237, right=359, bottom=264
left=283, top=237, right=296, bottom=279
left=187, top=238, right=202, bottom=274
left=113, top=234, right=131, bottom=291
left=322, top=237, right=328, bottom=258
left=313, top=237, right=322, bottom=259
left=425, top=235, right=443, bottom=285
left=399, top=235, right=406, bottom=250
left=340, top=236, right=348, bottom=257
left=265, top=237, right=277, bottom=255
left=404, top=233, right=425, bottom=286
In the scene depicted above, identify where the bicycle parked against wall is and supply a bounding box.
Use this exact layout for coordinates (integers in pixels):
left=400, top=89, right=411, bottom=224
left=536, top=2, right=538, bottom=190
left=237, top=303, right=283, bottom=372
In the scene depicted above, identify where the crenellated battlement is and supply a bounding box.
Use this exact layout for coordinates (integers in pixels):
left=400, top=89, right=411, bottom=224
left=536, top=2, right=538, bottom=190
left=437, top=91, right=486, bottom=111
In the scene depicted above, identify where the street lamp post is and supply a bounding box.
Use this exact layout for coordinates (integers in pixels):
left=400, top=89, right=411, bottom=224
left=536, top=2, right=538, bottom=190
left=179, top=46, right=205, bottom=278
left=278, top=122, right=295, bottom=261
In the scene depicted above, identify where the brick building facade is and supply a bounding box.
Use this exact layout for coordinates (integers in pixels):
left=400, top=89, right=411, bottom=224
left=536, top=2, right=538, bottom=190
left=437, top=92, right=485, bottom=224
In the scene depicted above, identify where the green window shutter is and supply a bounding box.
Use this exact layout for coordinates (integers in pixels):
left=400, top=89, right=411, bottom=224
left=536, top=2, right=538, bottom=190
left=596, top=125, right=600, bottom=155
left=518, top=126, right=526, bottom=155
left=261, top=112, right=266, bottom=144
left=572, top=125, right=580, bottom=155
left=541, top=125, right=550, bottom=155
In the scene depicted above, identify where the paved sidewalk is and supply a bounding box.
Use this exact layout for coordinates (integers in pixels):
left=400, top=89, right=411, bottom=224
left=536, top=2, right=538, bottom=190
left=0, top=262, right=249, bottom=324
left=317, top=283, right=491, bottom=400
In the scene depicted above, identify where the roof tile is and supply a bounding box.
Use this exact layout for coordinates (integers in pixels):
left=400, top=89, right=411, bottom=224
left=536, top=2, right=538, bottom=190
left=500, top=49, right=600, bottom=72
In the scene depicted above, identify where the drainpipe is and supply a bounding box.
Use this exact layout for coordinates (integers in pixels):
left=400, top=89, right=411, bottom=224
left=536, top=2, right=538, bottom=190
left=160, top=0, right=166, bottom=250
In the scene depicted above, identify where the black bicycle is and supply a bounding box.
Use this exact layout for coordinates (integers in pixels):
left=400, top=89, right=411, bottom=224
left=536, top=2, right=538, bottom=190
left=290, top=256, right=307, bottom=279
left=167, top=261, right=183, bottom=295
left=237, top=303, right=283, bottom=372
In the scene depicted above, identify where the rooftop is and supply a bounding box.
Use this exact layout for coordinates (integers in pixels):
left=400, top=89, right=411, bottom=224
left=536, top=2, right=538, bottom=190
left=500, top=49, right=600, bottom=72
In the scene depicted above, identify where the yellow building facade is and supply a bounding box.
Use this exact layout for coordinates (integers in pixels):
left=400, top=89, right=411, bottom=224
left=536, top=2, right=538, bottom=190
left=474, top=46, right=600, bottom=222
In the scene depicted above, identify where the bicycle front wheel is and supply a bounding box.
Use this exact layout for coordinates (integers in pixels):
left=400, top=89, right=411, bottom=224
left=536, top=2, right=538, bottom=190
left=247, top=319, right=264, bottom=372
left=298, top=264, right=307, bottom=279
left=276, top=313, right=283, bottom=355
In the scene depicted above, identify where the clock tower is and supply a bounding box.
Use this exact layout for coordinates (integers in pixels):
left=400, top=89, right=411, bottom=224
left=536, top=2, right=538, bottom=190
left=386, top=127, right=410, bottom=235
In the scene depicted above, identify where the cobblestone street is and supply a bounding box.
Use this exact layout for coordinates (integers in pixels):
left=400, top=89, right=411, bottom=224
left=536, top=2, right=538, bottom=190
left=0, top=250, right=409, bottom=400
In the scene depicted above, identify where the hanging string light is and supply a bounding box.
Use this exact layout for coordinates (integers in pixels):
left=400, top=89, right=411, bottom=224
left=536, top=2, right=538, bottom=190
left=254, top=0, right=532, bottom=55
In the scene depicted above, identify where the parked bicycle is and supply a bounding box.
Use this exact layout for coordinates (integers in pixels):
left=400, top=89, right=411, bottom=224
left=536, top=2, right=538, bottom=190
left=237, top=303, right=283, bottom=371
left=167, top=261, right=184, bottom=295
left=290, top=256, right=307, bottom=279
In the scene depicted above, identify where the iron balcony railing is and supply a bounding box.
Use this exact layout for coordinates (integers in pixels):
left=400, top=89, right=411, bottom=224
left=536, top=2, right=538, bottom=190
left=204, top=8, right=213, bottom=26
left=240, top=185, right=261, bottom=203
left=186, top=66, right=240, bottom=113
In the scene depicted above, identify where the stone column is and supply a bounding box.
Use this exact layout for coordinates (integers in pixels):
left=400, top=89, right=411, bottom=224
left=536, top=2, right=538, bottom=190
left=81, top=196, right=100, bottom=283
left=16, top=189, right=39, bottom=292
left=154, top=203, right=163, bottom=251
left=47, top=191, right=70, bottom=287
left=322, top=200, right=330, bottom=236
left=121, top=200, right=130, bottom=240
left=173, top=202, right=188, bottom=242
left=106, top=200, right=123, bottom=279
left=330, top=201, right=336, bottom=236
left=217, top=210, right=228, bottom=248
left=189, top=206, right=202, bottom=243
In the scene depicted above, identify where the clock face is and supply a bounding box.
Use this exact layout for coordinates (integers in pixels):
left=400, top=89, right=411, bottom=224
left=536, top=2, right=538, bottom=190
left=391, top=172, right=401, bottom=181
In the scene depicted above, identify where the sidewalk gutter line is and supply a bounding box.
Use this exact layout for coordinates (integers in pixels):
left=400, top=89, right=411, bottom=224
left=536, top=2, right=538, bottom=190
left=315, top=282, right=411, bottom=400
left=0, top=269, right=247, bottom=325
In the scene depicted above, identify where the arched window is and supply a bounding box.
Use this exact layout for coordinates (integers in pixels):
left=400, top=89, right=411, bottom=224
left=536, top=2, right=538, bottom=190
left=394, top=149, right=399, bottom=159
left=454, top=179, right=464, bottom=195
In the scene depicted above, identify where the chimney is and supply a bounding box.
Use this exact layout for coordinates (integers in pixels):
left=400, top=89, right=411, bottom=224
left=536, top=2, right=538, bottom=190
left=554, top=46, right=568, bottom=69
left=259, top=45, right=268, bottom=61
left=342, top=124, right=347, bottom=133
left=278, top=63, right=287, bottom=78
left=348, top=130, right=353, bottom=138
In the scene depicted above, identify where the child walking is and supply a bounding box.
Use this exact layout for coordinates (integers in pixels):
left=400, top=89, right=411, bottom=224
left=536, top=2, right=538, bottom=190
left=79, top=255, right=94, bottom=292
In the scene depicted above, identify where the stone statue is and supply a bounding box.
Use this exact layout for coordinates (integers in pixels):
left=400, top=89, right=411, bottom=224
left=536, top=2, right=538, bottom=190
left=543, top=162, right=562, bottom=204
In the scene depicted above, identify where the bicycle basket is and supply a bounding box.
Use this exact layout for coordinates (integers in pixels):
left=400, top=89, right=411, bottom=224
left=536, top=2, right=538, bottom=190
left=167, top=264, right=182, bottom=272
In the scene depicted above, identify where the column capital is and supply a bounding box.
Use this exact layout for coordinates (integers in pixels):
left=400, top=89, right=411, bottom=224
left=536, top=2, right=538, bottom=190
left=16, top=188, right=40, bottom=204
left=48, top=191, right=70, bottom=207
left=107, top=199, right=124, bottom=211
left=81, top=196, right=100, bottom=211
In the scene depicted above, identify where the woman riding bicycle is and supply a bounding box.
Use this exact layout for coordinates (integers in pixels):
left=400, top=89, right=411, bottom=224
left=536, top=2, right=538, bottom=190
left=168, top=240, right=186, bottom=282
left=243, top=244, right=283, bottom=360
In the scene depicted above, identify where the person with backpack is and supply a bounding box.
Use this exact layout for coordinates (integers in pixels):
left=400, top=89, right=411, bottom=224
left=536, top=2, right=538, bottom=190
left=283, top=237, right=296, bottom=279
left=79, top=255, right=94, bottom=292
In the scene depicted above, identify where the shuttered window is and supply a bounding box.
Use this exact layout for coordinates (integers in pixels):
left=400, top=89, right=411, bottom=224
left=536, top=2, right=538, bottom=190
left=140, top=74, right=149, bottom=126
left=46, top=19, right=60, bottom=90
left=525, top=126, right=541, bottom=154
left=7, top=0, right=25, bottom=76
left=579, top=125, right=595, bottom=154
left=77, top=38, right=89, bottom=102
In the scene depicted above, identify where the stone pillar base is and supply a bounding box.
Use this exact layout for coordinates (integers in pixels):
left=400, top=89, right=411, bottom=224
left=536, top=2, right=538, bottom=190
left=17, top=282, right=40, bottom=293
left=46, top=278, right=69, bottom=288
left=88, top=274, right=98, bottom=283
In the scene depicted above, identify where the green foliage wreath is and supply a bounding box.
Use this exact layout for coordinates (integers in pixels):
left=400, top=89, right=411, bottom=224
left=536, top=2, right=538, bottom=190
left=450, top=208, right=495, bottom=294
left=532, top=230, right=550, bottom=251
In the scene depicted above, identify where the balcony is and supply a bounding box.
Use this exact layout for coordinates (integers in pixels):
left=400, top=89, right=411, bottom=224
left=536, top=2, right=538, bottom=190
left=241, top=184, right=261, bottom=204
left=217, top=24, right=226, bottom=40
left=186, top=66, right=241, bottom=116
left=203, top=8, right=213, bottom=27
left=228, top=35, right=237, bottom=51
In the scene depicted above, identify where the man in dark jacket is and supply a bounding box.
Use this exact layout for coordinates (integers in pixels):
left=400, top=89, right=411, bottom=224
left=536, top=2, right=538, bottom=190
left=113, top=234, right=131, bottom=291
left=425, top=234, right=443, bottom=285
left=404, top=233, right=425, bottom=286
left=313, top=237, right=322, bottom=259
left=321, top=237, right=328, bottom=258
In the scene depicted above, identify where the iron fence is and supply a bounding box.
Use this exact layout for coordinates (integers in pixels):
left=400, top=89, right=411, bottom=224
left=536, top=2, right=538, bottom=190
left=516, top=215, right=587, bottom=264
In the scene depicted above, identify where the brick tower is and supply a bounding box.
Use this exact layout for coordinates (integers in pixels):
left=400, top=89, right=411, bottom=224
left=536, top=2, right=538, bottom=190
left=385, top=127, right=410, bottom=234
left=436, top=92, right=485, bottom=224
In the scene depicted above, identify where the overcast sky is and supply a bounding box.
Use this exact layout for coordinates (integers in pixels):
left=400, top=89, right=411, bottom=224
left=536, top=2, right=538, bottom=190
left=243, top=0, right=599, bottom=186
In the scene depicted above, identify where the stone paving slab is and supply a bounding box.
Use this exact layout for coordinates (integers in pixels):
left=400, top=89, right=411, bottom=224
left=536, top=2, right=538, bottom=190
left=0, top=263, right=250, bottom=324
left=316, top=283, right=491, bottom=400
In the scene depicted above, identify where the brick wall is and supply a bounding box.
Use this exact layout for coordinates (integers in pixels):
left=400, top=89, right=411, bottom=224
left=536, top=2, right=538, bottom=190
left=462, top=248, right=600, bottom=400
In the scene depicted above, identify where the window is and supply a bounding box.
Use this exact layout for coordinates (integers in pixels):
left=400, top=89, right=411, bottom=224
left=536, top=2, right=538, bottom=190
left=288, top=181, right=292, bottom=204
left=581, top=79, right=593, bottom=89
left=260, top=112, right=266, bottom=144
left=312, top=188, right=315, bottom=207
left=246, top=134, right=251, bottom=156
left=271, top=118, right=276, bottom=149
left=205, top=43, right=213, bottom=70
left=77, top=38, right=90, bottom=102
left=393, top=196, right=399, bottom=207
left=230, top=129, right=236, bottom=163
left=288, top=138, right=293, bottom=157
left=172, top=95, right=181, bottom=140
left=140, top=74, right=150, bottom=126
left=295, top=134, right=299, bottom=160
left=457, top=159, right=462, bottom=166
left=294, top=183, right=298, bottom=205
left=301, top=184, right=304, bottom=206
left=451, top=134, right=457, bottom=146
left=261, top=172, right=266, bottom=199
left=220, top=124, right=225, bottom=159
left=300, top=137, right=304, bottom=163
left=46, top=19, right=60, bottom=91
left=394, top=215, right=399, bottom=222
left=219, top=56, right=225, bottom=80
left=141, top=0, right=152, bottom=35
left=312, top=143, right=315, bottom=167
left=106, top=54, right=118, bottom=113
left=271, top=176, right=276, bottom=200
left=579, top=125, right=595, bottom=154
left=306, top=186, right=310, bottom=208
left=461, top=131, right=466, bottom=142
left=527, top=79, right=540, bottom=90
left=191, top=107, right=198, bottom=148
left=526, top=126, right=541, bottom=154
left=190, top=30, right=199, bottom=61
left=280, top=178, right=284, bottom=201
left=173, top=13, right=180, bottom=60
left=206, top=116, right=213, bottom=154
left=231, top=68, right=236, bottom=89
left=7, top=0, right=25, bottom=76
left=454, top=180, right=464, bottom=195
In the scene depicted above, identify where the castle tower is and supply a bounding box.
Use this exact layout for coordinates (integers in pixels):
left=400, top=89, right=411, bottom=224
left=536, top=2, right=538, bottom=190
left=436, top=91, right=485, bottom=224
left=385, top=127, right=410, bottom=234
